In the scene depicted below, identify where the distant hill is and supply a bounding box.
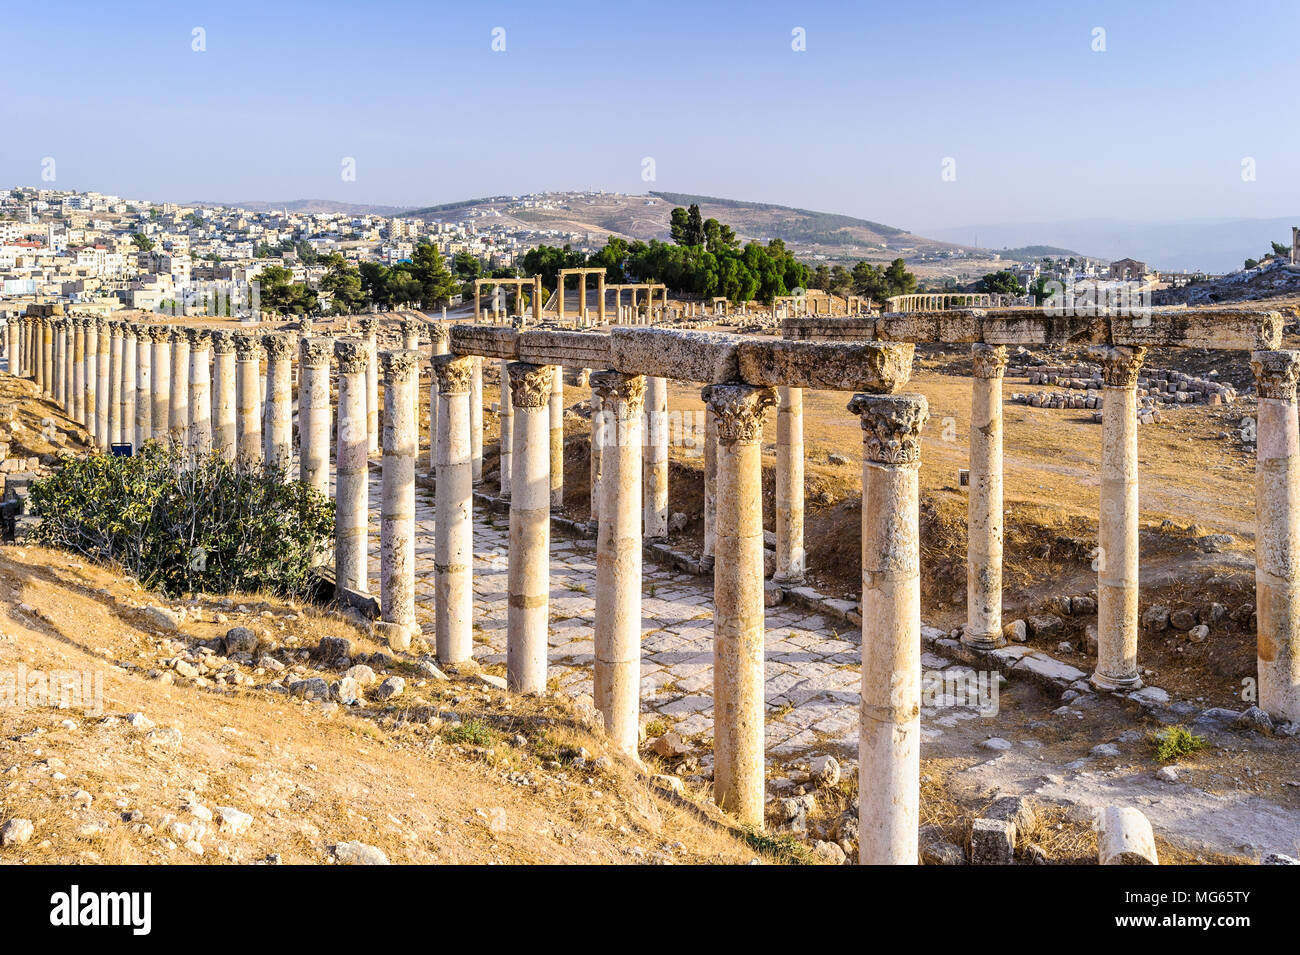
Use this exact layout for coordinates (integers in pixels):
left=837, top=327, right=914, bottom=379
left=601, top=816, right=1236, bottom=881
left=192, top=198, right=408, bottom=216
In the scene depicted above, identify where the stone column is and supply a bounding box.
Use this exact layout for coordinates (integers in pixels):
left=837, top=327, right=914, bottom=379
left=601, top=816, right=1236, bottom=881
left=850, top=392, right=928, bottom=865
left=168, top=329, right=190, bottom=447
left=963, top=344, right=1008, bottom=649
left=592, top=371, right=646, bottom=754
left=433, top=355, right=475, bottom=665
left=107, top=321, right=123, bottom=445
left=549, top=366, right=563, bottom=507
left=380, top=349, right=420, bottom=650
left=298, top=336, right=332, bottom=495
left=597, top=274, right=607, bottom=325
left=358, top=318, right=378, bottom=455
left=55, top=320, right=67, bottom=409
left=187, top=329, right=212, bottom=457
left=234, top=334, right=263, bottom=469
left=95, top=319, right=110, bottom=448
left=774, top=385, right=806, bottom=582
left=702, top=384, right=776, bottom=825
left=150, top=326, right=170, bottom=444
left=41, top=318, right=53, bottom=397
left=72, top=318, right=85, bottom=425
left=499, top=361, right=513, bottom=499
left=428, top=323, right=449, bottom=472
left=470, top=356, right=483, bottom=483
left=644, top=376, right=668, bottom=539
left=134, top=324, right=151, bottom=450
left=1252, top=350, right=1300, bottom=722
left=1091, top=345, right=1146, bottom=690
left=4, top=316, right=15, bottom=375
left=335, top=339, right=372, bottom=593
left=262, top=332, right=293, bottom=473
left=210, top=331, right=236, bottom=461
left=121, top=325, right=136, bottom=449
left=589, top=386, right=604, bottom=521
left=506, top=362, right=553, bottom=693
left=702, top=409, right=718, bottom=568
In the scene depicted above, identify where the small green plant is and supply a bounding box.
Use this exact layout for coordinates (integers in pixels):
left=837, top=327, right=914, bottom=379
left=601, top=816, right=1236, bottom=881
left=1151, top=725, right=1207, bottom=763
left=739, top=825, right=816, bottom=865
left=444, top=718, right=497, bottom=747
left=644, top=717, right=669, bottom=738
left=29, top=443, right=333, bottom=599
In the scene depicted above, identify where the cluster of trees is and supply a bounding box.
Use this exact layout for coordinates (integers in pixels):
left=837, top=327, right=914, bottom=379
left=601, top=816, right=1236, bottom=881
left=1244, top=240, right=1293, bottom=271
left=806, top=259, right=917, bottom=302
left=316, top=244, right=458, bottom=314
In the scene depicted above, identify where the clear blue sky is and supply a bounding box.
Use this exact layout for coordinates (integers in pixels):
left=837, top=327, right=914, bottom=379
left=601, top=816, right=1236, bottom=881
left=4, top=0, right=1299, bottom=232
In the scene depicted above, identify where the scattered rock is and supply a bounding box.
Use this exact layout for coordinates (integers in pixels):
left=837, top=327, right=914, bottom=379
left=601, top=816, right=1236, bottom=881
left=215, top=806, right=253, bottom=836
left=1235, top=706, right=1274, bottom=734
left=142, top=605, right=180, bottom=632
left=288, top=678, right=330, bottom=701
left=969, top=818, right=1015, bottom=865
left=372, top=676, right=405, bottom=701
left=477, top=673, right=507, bottom=691
left=343, top=664, right=378, bottom=686
left=1169, top=609, right=1197, bottom=631
left=0, top=818, right=34, bottom=847
left=223, top=627, right=258, bottom=654
left=979, top=737, right=1012, bottom=751
left=651, top=732, right=690, bottom=758
left=1155, top=766, right=1179, bottom=783
left=919, top=825, right=964, bottom=865
left=1097, top=806, right=1159, bottom=865
left=1003, top=619, right=1027, bottom=643
left=808, top=754, right=841, bottom=788
left=1141, top=605, right=1170, bottom=631
left=334, top=841, right=390, bottom=865
left=813, top=840, right=846, bottom=864
left=146, top=727, right=182, bottom=749
left=1027, top=614, right=1062, bottom=637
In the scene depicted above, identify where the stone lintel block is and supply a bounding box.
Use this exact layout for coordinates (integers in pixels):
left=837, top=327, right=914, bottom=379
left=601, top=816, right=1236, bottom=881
left=781, top=317, right=876, bottom=341
left=981, top=313, right=1104, bottom=347
left=737, top=339, right=913, bottom=392
left=1108, top=308, right=1282, bottom=351
left=609, top=327, right=743, bottom=383
left=517, top=329, right=612, bottom=368
left=449, top=324, right=517, bottom=360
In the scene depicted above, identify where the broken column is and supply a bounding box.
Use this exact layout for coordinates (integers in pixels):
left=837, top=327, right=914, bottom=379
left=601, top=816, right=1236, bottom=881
left=298, top=336, right=332, bottom=496
left=774, top=385, right=806, bottom=582
left=262, top=331, right=293, bottom=473
left=380, top=349, right=420, bottom=650
left=234, top=334, right=263, bottom=468
left=168, top=328, right=190, bottom=447
left=433, top=354, right=474, bottom=665
left=850, top=392, right=929, bottom=865
left=1091, top=345, right=1146, bottom=690
left=210, top=330, right=236, bottom=461
left=187, top=329, right=212, bottom=457
left=506, top=362, right=553, bottom=693
left=1252, top=349, right=1300, bottom=722
left=335, top=338, right=372, bottom=593
left=644, top=376, right=668, bottom=539
left=591, top=371, right=646, bottom=755
left=963, top=344, right=1008, bottom=650
left=702, top=383, right=776, bottom=826
left=149, top=325, right=170, bottom=444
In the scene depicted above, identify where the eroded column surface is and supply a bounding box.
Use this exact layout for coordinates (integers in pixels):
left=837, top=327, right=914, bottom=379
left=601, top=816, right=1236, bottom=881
left=149, top=326, right=170, bottom=444
left=107, top=321, right=123, bottom=445
left=851, top=392, right=928, bottom=866
left=433, top=354, right=475, bottom=665
left=298, top=336, right=332, bottom=495
left=702, top=409, right=718, bottom=568
left=95, top=320, right=110, bottom=448
left=470, top=355, right=484, bottom=484
left=1252, top=350, right=1300, bottom=722
left=121, top=325, right=137, bottom=447
left=262, top=332, right=293, bottom=473
left=428, top=323, right=449, bottom=472
left=39, top=318, right=52, bottom=396
left=187, top=329, right=212, bottom=457
left=644, top=376, right=668, bottom=539
left=498, top=361, right=513, bottom=499
left=335, top=339, right=372, bottom=593
left=506, top=362, right=553, bottom=693
left=234, top=334, right=264, bottom=469
left=589, top=387, right=604, bottom=522
left=774, top=385, right=806, bottom=582
left=358, top=318, right=379, bottom=456
left=548, top=366, right=563, bottom=507
left=55, top=320, right=67, bottom=410
left=380, top=349, right=420, bottom=649
left=72, top=318, right=85, bottom=425
left=210, top=331, right=236, bottom=461
left=703, top=383, right=776, bottom=826
left=592, top=371, right=646, bottom=755
left=134, top=324, right=151, bottom=450
left=963, top=344, right=1007, bottom=649
left=168, top=328, right=190, bottom=447
left=1091, top=345, right=1146, bottom=691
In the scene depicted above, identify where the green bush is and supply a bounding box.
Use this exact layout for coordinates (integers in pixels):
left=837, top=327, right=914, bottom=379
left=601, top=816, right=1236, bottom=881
left=1151, top=725, right=1207, bottom=763
left=29, top=443, right=334, bottom=599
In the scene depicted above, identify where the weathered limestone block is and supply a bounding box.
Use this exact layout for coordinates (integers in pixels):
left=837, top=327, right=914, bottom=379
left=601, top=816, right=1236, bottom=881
left=610, top=327, right=743, bottom=383
left=737, top=339, right=914, bottom=392
left=1097, top=806, right=1159, bottom=865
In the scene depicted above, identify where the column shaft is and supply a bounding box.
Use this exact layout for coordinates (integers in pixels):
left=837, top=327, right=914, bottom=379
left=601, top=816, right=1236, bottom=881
left=499, top=361, right=513, bottom=498
left=298, top=337, right=332, bottom=495
left=644, top=376, right=668, bottom=538
left=549, top=366, right=563, bottom=507
left=262, top=332, right=293, bottom=472
left=964, top=345, right=1007, bottom=649
left=434, top=355, right=474, bottom=664
left=335, top=339, right=372, bottom=592
left=235, top=336, right=263, bottom=469
left=134, top=327, right=151, bottom=449
left=380, top=350, right=419, bottom=649
left=210, top=332, right=236, bottom=461
left=187, top=331, right=212, bottom=457
left=506, top=362, right=553, bottom=693
left=774, top=385, right=806, bottom=581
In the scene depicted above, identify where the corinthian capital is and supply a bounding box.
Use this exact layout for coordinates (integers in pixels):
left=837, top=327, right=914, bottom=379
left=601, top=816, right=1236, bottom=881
left=971, top=343, right=1008, bottom=379
left=848, top=392, right=929, bottom=466
left=1090, top=345, right=1147, bottom=388
left=507, top=362, right=554, bottom=410
left=701, top=383, right=776, bottom=446
left=1252, top=349, right=1300, bottom=401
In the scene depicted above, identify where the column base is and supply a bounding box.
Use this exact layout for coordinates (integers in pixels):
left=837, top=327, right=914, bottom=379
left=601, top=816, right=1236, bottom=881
left=772, top=572, right=805, bottom=586
left=1090, top=671, right=1142, bottom=692
left=960, top=629, right=1005, bottom=651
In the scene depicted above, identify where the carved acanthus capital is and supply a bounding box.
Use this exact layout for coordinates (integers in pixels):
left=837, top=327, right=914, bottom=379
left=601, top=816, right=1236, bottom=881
left=335, top=338, right=371, bottom=374
left=262, top=331, right=294, bottom=361
left=849, top=392, right=929, bottom=466
left=507, top=361, right=554, bottom=410
left=429, top=322, right=450, bottom=350
left=210, top=329, right=235, bottom=354
left=357, top=317, right=378, bottom=336
left=185, top=327, right=211, bottom=351
left=589, top=370, right=646, bottom=413
left=971, top=343, right=1008, bottom=379
left=381, top=348, right=421, bottom=380
left=234, top=334, right=264, bottom=361
left=1090, top=344, right=1147, bottom=388
left=1252, top=349, right=1300, bottom=401
left=299, top=336, right=333, bottom=366
left=431, top=354, right=474, bottom=394
left=399, top=319, right=422, bottom=343
left=701, top=383, right=777, bottom=446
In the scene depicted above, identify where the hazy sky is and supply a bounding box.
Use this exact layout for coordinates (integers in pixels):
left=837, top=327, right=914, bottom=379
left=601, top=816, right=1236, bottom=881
left=5, top=0, right=1299, bottom=233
